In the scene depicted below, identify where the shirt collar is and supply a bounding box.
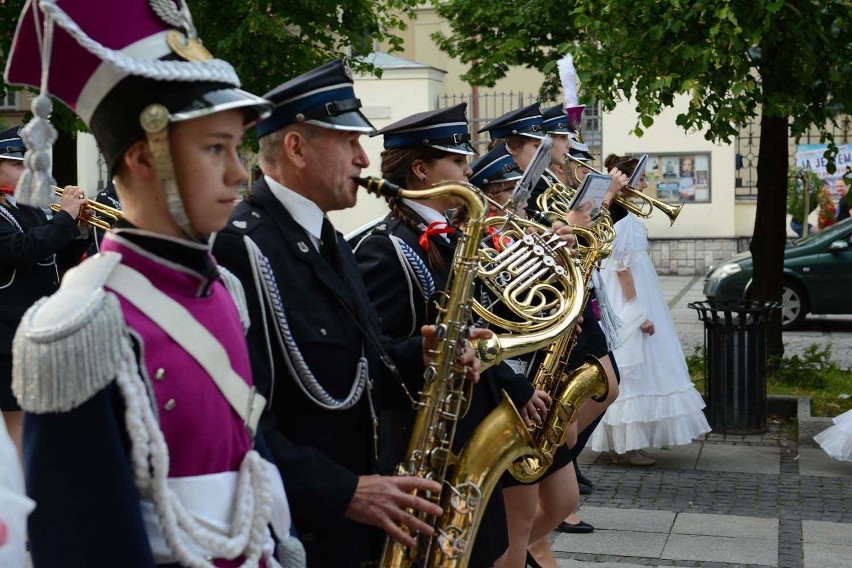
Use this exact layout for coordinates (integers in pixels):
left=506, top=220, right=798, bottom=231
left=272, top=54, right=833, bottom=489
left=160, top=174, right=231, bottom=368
left=401, top=198, right=449, bottom=227
left=265, top=174, right=325, bottom=242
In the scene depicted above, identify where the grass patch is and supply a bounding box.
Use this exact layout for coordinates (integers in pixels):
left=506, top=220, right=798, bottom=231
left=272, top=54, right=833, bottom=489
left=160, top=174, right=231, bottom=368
left=686, top=343, right=852, bottom=418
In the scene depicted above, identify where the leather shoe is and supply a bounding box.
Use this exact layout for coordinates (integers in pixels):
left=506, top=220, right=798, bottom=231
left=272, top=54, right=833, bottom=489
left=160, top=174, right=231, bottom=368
left=557, top=520, right=595, bottom=534
left=577, top=472, right=595, bottom=492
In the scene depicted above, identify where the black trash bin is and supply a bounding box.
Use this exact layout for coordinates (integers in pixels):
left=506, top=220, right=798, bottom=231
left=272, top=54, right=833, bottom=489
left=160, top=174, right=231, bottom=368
left=687, top=300, right=781, bottom=434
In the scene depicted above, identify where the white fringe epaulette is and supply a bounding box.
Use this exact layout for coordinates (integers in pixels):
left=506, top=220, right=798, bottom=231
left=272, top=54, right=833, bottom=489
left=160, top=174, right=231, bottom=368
left=12, top=252, right=126, bottom=414
left=219, top=265, right=251, bottom=334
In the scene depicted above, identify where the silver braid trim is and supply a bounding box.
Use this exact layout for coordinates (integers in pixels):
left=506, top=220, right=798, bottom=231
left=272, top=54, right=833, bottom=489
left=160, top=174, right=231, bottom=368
left=243, top=236, right=368, bottom=411
left=12, top=290, right=126, bottom=413
left=0, top=205, right=23, bottom=232
left=218, top=265, right=251, bottom=333
left=39, top=0, right=240, bottom=86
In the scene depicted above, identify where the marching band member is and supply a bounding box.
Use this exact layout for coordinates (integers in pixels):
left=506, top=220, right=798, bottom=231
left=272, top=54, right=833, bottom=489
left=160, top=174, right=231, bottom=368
left=5, top=1, right=302, bottom=566
left=354, top=104, right=547, bottom=567
left=0, top=126, right=90, bottom=457
left=539, top=104, right=573, bottom=188
left=212, top=63, right=482, bottom=567
left=481, top=106, right=622, bottom=566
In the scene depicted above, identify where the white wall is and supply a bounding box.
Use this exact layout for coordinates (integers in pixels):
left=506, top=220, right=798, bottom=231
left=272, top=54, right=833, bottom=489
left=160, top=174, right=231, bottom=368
left=76, top=132, right=107, bottom=192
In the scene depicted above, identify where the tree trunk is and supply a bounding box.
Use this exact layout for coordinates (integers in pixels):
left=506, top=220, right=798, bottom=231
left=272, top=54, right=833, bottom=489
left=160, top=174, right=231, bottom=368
left=748, top=113, right=787, bottom=359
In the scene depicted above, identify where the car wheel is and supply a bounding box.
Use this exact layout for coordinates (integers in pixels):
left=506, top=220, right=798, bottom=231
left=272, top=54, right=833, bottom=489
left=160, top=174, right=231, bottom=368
left=780, top=281, right=807, bottom=330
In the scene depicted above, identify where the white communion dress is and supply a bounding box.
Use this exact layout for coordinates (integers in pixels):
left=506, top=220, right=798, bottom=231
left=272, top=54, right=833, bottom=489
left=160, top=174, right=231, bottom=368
left=591, top=213, right=711, bottom=453
left=814, top=409, right=852, bottom=462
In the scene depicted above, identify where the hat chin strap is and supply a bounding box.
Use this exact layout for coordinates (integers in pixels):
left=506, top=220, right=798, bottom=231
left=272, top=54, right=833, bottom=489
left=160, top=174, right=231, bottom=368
left=140, top=104, right=196, bottom=240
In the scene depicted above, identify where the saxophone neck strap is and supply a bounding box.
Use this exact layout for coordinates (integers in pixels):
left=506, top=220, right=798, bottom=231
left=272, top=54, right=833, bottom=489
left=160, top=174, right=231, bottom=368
left=106, top=264, right=265, bottom=436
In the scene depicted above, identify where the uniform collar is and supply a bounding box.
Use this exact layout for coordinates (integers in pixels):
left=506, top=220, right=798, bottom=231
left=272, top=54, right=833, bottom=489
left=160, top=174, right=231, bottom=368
left=400, top=198, right=449, bottom=227
left=106, top=225, right=220, bottom=297
left=265, top=174, right=325, bottom=244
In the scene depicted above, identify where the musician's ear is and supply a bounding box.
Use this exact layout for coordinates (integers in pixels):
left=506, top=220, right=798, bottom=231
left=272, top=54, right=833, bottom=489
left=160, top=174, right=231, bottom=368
left=119, top=140, right=157, bottom=182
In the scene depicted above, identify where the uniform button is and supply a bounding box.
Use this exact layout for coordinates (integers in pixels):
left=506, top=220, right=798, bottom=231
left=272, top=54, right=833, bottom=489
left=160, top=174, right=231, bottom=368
left=319, top=328, right=328, bottom=336
left=164, top=399, right=177, bottom=411
left=154, top=368, right=166, bottom=381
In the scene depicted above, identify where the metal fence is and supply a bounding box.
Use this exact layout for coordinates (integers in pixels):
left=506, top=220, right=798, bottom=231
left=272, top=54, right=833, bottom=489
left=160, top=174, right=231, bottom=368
left=437, top=91, right=603, bottom=168
left=735, top=115, right=852, bottom=199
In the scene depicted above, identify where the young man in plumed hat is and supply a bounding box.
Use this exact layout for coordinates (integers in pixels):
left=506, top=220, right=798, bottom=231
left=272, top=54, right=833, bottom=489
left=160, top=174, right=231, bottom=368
left=5, top=1, right=304, bottom=566
left=212, top=61, right=486, bottom=567
left=0, top=125, right=90, bottom=461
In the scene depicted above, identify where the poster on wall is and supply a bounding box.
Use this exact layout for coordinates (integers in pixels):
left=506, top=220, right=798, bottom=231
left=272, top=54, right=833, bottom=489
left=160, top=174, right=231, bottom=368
left=795, top=144, right=850, bottom=211
left=642, top=152, right=711, bottom=203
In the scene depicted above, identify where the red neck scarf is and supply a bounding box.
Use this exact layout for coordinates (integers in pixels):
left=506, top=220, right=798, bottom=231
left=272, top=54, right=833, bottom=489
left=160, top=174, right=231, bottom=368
left=0, top=186, right=15, bottom=196
left=418, top=221, right=456, bottom=251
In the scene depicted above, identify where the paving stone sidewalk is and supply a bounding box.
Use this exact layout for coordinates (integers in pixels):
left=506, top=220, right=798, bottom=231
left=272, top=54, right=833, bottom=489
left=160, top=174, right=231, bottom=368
left=551, top=277, right=852, bottom=568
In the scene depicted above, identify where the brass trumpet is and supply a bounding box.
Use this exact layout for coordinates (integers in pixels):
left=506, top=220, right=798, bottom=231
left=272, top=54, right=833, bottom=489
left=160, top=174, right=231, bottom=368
left=565, top=154, right=683, bottom=225
left=51, top=187, right=122, bottom=231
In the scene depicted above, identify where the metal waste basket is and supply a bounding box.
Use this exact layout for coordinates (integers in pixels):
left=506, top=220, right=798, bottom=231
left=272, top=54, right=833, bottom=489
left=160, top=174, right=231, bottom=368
left=688, top=300, right=781, bottom=434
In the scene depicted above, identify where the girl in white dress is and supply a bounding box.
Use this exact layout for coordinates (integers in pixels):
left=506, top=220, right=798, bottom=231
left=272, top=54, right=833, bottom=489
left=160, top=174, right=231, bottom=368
left=591, top=155, right=710, bottom=464
left=815, top=410, right=852, bottom=462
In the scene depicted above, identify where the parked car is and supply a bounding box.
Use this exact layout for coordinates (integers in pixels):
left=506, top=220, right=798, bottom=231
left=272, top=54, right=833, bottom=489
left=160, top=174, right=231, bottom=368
left=703, top=217, right=852, bottom=329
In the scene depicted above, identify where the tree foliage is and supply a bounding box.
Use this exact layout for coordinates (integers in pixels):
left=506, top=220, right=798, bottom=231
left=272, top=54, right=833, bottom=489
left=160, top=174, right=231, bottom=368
left=437, top=0, right=851, bottom=149
left=568, top=0, right=852, bottom=152
left=188, top=0, right=419, bottom=94
left=433, top=1, right=571, bottom=93
left=1, top=0, right=421, bottom=131
left=436, top=0, right=852, bottom=356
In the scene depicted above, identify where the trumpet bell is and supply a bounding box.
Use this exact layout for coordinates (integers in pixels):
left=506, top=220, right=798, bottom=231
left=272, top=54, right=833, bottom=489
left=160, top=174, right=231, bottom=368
left=616, top=188, right=683, bottom=225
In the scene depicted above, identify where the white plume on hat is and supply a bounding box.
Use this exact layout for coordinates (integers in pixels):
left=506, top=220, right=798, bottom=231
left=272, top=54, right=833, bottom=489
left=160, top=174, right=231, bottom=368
left=558, top=53, right=579, bottom=107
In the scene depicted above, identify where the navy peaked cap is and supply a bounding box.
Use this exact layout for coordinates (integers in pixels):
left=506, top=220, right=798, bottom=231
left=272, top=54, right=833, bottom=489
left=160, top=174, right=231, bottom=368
left=568, top=137, right=594, bottom=162
left=541, top=103, right=574, bottom=135
left=257, top=59, right=374, bottom=138
left=469, top=143, right=522, bottom=188
left=478, top=103, right=545, bottom=140
left=375, top=103, right=476, bottom=155
left=0, top=126, right=25, bottom=161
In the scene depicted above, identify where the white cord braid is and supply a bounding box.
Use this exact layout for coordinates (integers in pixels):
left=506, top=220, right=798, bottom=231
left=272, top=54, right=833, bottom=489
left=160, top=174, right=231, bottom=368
left=115, top=339, right=274, bottom=567
left=38, top=0, right=240, bottom=86
left=0, top=205, right=22, bottom=232
left=149, top=0, right=196, bottom=36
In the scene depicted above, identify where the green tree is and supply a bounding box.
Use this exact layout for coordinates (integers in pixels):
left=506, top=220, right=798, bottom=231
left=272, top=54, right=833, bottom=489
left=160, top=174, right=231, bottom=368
left=1, top=1, right=419, bottom=140
left=435, top=0, right=852, bottom=356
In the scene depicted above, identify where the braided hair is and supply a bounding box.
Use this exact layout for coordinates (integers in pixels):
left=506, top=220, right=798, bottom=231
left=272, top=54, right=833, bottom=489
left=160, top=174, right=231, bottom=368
left=380, top=146, right=455, bottom=274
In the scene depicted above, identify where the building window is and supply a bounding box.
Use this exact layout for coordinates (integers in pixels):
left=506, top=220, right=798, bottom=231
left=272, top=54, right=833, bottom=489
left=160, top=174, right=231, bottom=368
left=0, top=90, right=19, bottom=110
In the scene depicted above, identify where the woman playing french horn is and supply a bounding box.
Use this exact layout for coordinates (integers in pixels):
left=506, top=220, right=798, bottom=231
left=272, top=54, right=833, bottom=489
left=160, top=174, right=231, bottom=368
left=355, top=104, right=562, bottom=567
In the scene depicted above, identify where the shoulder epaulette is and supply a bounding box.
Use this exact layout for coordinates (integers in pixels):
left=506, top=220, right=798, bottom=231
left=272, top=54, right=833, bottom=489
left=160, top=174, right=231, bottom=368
left=225, top=204, right=264, bottom=235
left=12, top=252, right=128, bottom=413
left=218, top=264, right=251, bottom=333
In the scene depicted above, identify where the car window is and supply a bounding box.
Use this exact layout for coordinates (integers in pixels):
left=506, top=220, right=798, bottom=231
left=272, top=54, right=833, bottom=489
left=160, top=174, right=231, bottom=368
left=795, top=217, right=852, bottom=246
